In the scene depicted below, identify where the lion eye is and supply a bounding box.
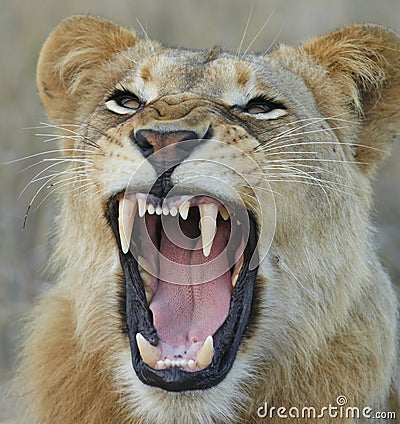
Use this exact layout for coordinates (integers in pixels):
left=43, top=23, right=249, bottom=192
left=106, top=91, right=143, bottom=115
left=118, top=96, right=141, bottom=110
left=245, top=104, right=272, bottom=114
left=243, top=98, right=287, bottom=119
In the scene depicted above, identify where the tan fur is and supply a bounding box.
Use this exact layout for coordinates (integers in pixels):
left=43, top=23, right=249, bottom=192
left=16, top=16, right=400, bottom=423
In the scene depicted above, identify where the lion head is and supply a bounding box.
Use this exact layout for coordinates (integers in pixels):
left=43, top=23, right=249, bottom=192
left=18, top=16, right=400, bottom=423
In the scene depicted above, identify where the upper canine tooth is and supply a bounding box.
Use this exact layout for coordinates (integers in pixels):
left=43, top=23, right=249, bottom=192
left=199, top=204, right=218, bottom=257
left=179, top=201, right=190, bottom=220
left=118, top=197, right=137, bottom=254
left=137, top=197, right=146, bottom=217
left=219, top=206, right=229, bottom=221
left=136, top=333, right=160, bottom=368
left=196, top=335, right=214, bottom=370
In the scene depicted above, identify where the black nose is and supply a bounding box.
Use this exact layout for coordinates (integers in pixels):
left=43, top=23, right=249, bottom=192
left=134, top=130, right=200, bottom=160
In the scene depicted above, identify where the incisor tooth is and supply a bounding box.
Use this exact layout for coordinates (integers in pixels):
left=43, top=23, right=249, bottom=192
left=179, top=201, right=190, bottom=220
left=157, top=360, right=166, bottom=370
left=118, top=197, right=137, bottom=254
left=188, top=359, right=196, bottom=369
left=196, top=335, right=214, bottom=370
left=170, top=206, right=178, bottom=217
left=147, top=204, right=155, bottom=215
left=162, top=207, right=170, bottom=216
left=199, top=204, right=218, bottom=257
left=136, top=333, right=160, bottom=367
left=156, top=206, right=162, bottom=215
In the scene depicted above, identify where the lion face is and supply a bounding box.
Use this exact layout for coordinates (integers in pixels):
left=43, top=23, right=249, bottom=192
left=87, top=48, right=299, bottom=392
left=28, top=16, right=400, bottom=422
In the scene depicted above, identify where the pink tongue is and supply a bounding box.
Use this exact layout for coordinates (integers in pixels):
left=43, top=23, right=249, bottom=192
left=150, top=219, right=232, bottom=346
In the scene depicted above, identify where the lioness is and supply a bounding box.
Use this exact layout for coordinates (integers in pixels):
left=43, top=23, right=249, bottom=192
left=17, top=16, right=400, bottom=423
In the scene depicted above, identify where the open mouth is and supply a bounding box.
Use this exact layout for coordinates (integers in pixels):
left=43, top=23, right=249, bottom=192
left=107, top=189, right=258, bottom=391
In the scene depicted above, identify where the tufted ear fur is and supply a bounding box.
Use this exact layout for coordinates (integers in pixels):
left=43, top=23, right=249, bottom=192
left=37, top=15, right=137, bottom=122
left=277, top=24, right=400, bottom=175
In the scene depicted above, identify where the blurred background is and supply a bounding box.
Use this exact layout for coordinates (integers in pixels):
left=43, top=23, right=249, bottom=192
left=1, top=0, right=399, bottom=420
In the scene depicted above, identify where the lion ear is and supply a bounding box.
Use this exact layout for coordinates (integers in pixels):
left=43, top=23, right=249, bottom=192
left=37, top=15, right=137, bottom=122
left=300, top=24, right=400, bottom=174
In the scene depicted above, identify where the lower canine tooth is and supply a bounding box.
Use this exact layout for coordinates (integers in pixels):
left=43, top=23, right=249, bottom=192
left=136, top=333, right=160, bottom=367
left=157, top=360, right=166, bottom=370
left=138, top=256, right=152, bottom=274
left=145, top=288, right=153, bottom=303
left=196, top=335, right=214, bottom=370
left=140, top=271, right=153, bottom=287
left=232, top=254, right=244, bottom=288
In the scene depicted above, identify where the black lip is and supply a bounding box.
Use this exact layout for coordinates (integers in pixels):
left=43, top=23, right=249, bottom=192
left=107, top=197, right=258, bottom=392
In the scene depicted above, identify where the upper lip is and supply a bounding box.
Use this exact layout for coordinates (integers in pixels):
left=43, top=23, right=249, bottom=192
left=107, top=189, right=259, bottom=391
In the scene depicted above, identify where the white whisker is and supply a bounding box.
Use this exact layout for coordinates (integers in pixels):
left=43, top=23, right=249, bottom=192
left=261, top=28, right=282, bottom=56
left=5, top=148, right=96, bottom=165
left=33, top=179, right=94, bottom=213
left=241, top=10, right=274, bottom=58
left=259, top=138, right=384, bottom=154
left=258, top=114, right=354, bottom=149
left=136, top=18, right=155, bottom=55
left=37, top=122, right=100, bottom=149
left=19, top=161, right=89, bottom=198
left=263, top=157, right=364, bottom=165
left=236, top=0, right=254, bottom=57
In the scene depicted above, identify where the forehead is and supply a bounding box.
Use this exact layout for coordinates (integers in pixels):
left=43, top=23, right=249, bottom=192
left=118, top=48, right=288, bottom=105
